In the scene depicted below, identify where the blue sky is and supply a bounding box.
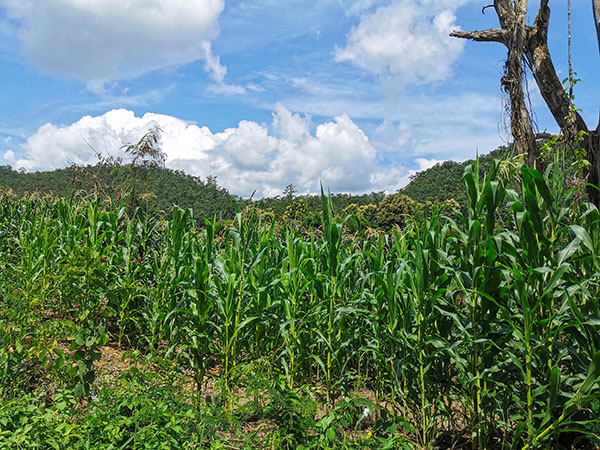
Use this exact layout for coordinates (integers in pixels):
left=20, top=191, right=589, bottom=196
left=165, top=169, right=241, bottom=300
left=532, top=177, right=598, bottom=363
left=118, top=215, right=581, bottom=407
left=0, top=0, right=598, bottom=197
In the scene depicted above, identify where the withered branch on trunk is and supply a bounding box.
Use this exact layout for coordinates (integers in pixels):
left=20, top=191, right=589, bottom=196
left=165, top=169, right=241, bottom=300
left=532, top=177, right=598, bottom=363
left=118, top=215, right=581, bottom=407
left=450, top=28, right=507, bottom=44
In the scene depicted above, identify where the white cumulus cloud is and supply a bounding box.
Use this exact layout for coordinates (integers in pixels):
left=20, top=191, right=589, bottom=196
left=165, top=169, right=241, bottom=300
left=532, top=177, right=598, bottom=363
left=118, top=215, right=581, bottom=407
left=5, top=108, right=411, bottom=197
left=415, top=157, right=443, bottom=171
left=335, top=0, right=469, bottom=84
left=1, top=0, right=225, bottom=84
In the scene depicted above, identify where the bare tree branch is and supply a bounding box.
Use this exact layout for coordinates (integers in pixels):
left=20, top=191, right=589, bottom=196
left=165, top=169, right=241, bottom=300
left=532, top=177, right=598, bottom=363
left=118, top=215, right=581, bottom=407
left=450, top=28, right=508, bottom=44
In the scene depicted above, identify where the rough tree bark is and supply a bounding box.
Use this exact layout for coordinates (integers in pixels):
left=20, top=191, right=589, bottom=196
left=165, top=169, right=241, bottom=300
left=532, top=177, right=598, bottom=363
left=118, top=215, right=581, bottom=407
left=504, top=0, right=538, bottom=167
left=594, top=0, right=600, bottom=48
left=451, top=0, right=600, bottom=207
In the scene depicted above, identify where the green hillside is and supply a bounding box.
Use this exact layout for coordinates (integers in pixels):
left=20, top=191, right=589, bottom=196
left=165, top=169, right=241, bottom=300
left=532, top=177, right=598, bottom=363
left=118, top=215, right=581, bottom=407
left=399, top=147, right=510, bottom=206
left=0, top=146, right=515, bottom=227
left=0, top=163, right=242, bottom=221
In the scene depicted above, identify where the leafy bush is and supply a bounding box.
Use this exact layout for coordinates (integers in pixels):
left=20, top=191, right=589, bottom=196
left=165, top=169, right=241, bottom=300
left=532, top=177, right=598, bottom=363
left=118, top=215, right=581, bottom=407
left=376, top=193, right=426, bottom=229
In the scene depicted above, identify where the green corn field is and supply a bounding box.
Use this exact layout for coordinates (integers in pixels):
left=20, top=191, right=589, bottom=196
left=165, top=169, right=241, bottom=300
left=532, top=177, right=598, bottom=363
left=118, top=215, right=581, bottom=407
left=1, top=158, right=600, bottom=449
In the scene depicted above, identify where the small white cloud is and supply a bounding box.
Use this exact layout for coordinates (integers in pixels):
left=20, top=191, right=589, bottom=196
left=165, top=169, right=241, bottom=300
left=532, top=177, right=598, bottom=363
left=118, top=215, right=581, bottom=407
left=200, top=41, right=248, bottom=95
left=415, top=157, right=443, bottom=171
left=3, top=149, right=16, bottom=165
left=336, top=0, right=468, bottom=84
left=2, top=0, right=225, bottom=84
left=214, top=121, right=278, bottom=170
left=202, top=41, right=227, bottom=84
left=271, top=104, right=310, bottom=143
left=370, top=166, right=412, bottom=192
left=207, top=83, right=247, bottom=95
left=344, top=0, right=382, bottom=16
left=267, top=112, right=379, bottom=193
left=245, top=83, right=266, bottom=93
left=372, top=119, right=421, bottom=153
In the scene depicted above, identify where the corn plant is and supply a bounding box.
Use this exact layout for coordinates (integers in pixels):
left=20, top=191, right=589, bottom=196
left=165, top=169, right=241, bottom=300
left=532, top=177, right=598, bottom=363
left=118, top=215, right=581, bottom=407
left=2, top=155, right=600, bottom=447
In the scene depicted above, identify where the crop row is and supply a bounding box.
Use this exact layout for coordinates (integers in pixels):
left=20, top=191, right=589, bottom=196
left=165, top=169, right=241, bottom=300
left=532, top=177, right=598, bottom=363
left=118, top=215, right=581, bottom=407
left=1, top=159, right=599, bottom=448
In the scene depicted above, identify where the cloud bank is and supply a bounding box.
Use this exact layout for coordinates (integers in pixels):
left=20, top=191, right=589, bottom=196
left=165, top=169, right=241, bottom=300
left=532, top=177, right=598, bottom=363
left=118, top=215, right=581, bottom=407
left=4, top=108, right=412, bottom=197
left=1, top=0, right=225, bottom=84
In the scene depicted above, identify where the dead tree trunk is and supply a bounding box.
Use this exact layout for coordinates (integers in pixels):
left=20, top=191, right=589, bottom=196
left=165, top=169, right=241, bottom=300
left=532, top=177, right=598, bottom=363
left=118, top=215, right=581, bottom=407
left=594, top=0, right=600, bottom=48
left=451, top=0, right=600, bottom=207
left=592, top=0, right=600, bottom=206
left=502, top=0, right=539, bottom=167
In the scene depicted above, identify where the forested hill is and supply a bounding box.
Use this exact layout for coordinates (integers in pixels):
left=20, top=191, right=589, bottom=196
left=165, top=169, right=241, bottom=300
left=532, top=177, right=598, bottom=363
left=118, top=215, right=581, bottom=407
left=0, top=162, right=387, bottom=224
left=0, top=146, right=511, bottom=222
left=399, top=147, right=510, bottom=206
left=0, top=164, right=242, bottom=221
